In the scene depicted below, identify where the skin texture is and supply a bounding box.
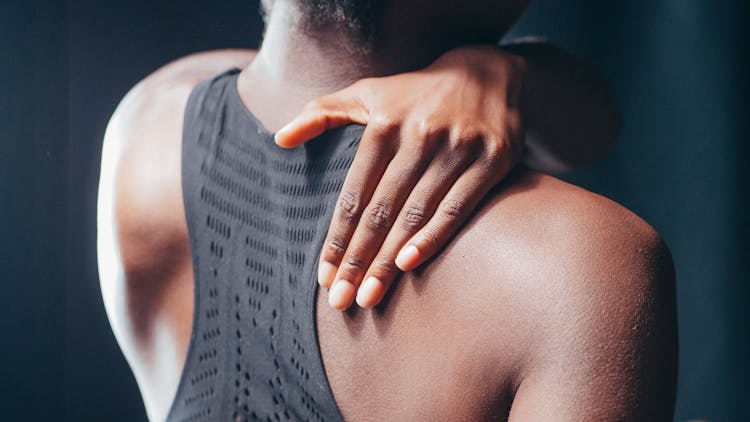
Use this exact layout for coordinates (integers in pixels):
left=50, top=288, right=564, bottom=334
left=262, top=1, right=620, bottom=310
left=98, top=1, right=674, bottom=420
left=318, top=169, right=677, bottom=421
left=273, top=49, right=618, bottom=311
left=261, top=1, right=620, bottom=314
left=280, top=46, right=528, bottom=311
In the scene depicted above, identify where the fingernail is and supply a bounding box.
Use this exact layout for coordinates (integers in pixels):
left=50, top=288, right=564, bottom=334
left=317, top=261, right=337, bottom=288
left=273, top=128, right=286, bottom=142
left=329, top=279, right=356, bottom=309
left=395, top=245, right=420, bottom=271
left=356, top=276, right=382, bottom=308
left=274, top=123, right=294, bottom=145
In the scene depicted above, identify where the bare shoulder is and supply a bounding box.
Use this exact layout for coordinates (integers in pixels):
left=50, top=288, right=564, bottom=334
left=429, top=168, right=677, bottom=420
left=466, top=168, right=672, bottom=283
left=121, top=48, right=256, bottom=107
left=96, top=49, right=256, bottom=421
left=430, top=168, right=674, bottom=310
left=98, top=48, right=256, bottom=283
left=320, top=168, right=676, bottom=420
left=101, top=48, right=256, bottom=182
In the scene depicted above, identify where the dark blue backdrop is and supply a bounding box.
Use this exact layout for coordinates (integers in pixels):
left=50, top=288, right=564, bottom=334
left=1, top=1, right=747, bottom=420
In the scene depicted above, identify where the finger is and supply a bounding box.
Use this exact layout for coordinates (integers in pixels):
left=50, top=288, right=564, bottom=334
left=355, top=153, right=472, bottom=308
left=328, top=147, right=434, bottom=310
left=317, top=122, right=398, bottom=289
left=395, top=159, right=511, bottom=272
left=274, top=80, right=371, bottom=148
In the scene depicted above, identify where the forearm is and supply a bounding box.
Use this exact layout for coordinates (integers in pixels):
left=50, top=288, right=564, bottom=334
left=502, top=39, right=620, bottom=172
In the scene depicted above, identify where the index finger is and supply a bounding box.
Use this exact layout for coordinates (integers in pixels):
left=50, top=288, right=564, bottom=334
left=316, top=121, right=398, bottom=288
left=274, top=82, right=371, bottom=148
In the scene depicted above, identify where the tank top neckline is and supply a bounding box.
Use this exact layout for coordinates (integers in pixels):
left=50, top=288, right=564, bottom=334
left=225, top=66, right=364, bottom=157
left=225, top=67, right=276, bottom=139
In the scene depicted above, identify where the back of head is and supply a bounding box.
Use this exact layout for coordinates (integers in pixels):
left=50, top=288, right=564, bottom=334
left=262, top=0, right=531, bottom=52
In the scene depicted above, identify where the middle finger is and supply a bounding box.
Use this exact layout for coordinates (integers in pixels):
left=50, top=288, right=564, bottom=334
left=327, top=147, right=432, bottom=309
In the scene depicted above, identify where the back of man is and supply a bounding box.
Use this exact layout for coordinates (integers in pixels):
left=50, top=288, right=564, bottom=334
left=99, top=53, right=676, bottom=421
left=97, top=1, right=677, bottom=420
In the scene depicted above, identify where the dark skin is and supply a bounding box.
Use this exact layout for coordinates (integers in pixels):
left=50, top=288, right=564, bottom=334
left=98, top=1, right=674, bottom=420
left=258, top=4, right=619, bottom=310
left=274, top=43, right=621, bottom=310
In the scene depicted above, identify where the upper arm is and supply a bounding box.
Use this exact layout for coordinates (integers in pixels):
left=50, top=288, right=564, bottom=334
left=97, top=49, right=256, bottom=341
left=97, top=65, right=198, bottom=422
left=507, top=220, right=677, bottom=421
left=97, top=63, right=195, bottom=345
left=96, top=49, right=256, bottom=420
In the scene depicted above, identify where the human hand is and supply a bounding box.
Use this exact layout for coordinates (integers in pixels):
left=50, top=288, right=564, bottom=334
left=275, top=45, right=527, bottom=310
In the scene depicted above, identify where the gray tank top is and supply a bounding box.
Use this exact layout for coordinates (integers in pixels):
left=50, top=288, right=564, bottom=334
left=168, top=68, right=361, bottom=422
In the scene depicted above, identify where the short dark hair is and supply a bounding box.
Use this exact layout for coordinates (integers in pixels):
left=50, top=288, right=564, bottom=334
left=262, top=0, right=387, bottom=44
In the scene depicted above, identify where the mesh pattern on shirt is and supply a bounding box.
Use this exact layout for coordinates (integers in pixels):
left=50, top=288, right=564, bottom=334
left=168, top=69, right=360, bottom=422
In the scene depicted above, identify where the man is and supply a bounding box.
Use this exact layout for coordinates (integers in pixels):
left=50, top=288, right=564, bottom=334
left=97, top=0, right=676, bottom=420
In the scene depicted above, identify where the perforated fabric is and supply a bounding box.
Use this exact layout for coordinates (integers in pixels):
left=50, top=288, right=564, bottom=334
left=168, top=68, right=360, bottom=422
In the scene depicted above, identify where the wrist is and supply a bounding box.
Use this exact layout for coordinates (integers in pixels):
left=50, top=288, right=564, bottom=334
left=434, top=45, right=529, bottom=106
left=497, top=45, right=541, bottom=128
left=436, top=44, right=525, bottom=75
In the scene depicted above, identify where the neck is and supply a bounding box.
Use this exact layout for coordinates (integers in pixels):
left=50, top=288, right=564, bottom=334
left=238, top=1, right=468, bottom=131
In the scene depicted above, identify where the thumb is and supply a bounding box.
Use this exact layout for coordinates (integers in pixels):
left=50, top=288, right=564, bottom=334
left=274, top=82, right=371, bottom=148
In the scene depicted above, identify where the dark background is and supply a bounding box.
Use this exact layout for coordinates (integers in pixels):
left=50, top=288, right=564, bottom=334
left=1, top=0, right=747, bottom=420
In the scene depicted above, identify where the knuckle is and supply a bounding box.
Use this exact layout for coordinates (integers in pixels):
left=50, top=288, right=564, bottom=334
left=439, top=197, right=466, bottom=219
left=414, top=116, right=446, bottom=143
left=419, top=225, right=441, bottom=249
left=365, top=202, right=392, bottom=231
left=341, top=255, right=368, bottom=272
left=416, top=117, right=437, bottom=139
left=371, top=256, right=399, bottom=275
left=369, top=113, right=400, bottom=137
left=480, top=137, right=508, bottom=166
left=400, top=204, right=428, bottom=230
left=450, top=125, right=483, bottom=151
left=451, top=117, right=478, bottom=137
left=337, top=190, right=362, bottom=222
left=323, top=238, right=347, bottom=258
